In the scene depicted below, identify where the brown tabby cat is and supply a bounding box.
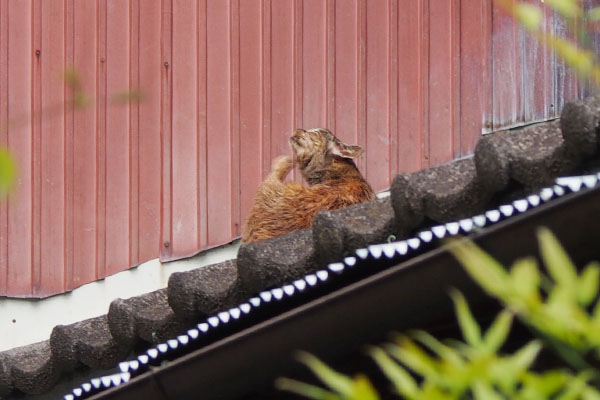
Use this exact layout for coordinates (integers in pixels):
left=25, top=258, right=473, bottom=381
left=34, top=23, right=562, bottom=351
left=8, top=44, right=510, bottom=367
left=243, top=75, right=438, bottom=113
left=241, top=128, right=375, bottom=242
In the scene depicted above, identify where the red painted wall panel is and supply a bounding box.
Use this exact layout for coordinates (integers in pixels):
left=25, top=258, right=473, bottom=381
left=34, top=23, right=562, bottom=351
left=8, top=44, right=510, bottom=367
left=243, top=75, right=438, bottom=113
left=206, top=0, right=234, bottom=247
left=6, top=0, right=33, bottom=296
left=39, top=0, right=66, bottom=295
left=171, top=0, right=200, bottom=257
left=137, top=0, right=162, bottom=265
left=334, top=0, right=359, bottom=148
left=105, top=0, right=131, bottom=276
left=397, top=0, right=426, bottom=173
left=365, top=0, right=391, bottom=191
left=238, top=0, right=263, bottom=234
left=0, top=0, right=595, bottom=297
left=429, top=0, right=459, bottom=165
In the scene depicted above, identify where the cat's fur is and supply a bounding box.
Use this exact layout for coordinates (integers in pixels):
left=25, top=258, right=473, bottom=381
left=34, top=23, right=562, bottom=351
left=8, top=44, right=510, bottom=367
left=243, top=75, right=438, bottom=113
left=241, top=128, right=375, bottom=242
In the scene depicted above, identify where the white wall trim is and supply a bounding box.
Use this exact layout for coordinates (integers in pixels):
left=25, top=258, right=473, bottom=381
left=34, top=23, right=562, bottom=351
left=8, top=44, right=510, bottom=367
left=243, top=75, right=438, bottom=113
left=0, top=240, right=241, bottom=352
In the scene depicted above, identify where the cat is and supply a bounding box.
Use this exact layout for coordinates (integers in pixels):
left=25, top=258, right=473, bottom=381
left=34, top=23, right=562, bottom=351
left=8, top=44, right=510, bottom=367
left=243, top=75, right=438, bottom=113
left=241, top=128, right=376, bottom=242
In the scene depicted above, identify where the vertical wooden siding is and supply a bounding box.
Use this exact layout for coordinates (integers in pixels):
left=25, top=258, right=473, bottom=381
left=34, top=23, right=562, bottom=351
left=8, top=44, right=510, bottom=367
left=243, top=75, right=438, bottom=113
left=0, top=0, right=593, bottom=297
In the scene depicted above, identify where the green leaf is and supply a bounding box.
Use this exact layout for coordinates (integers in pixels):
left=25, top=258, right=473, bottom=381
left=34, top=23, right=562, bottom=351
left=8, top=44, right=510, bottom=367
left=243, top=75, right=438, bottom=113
left=275, top=378, right=340, bottom=400
left=510, top=257, right=541, bottom=300
left=447, top=239, right=509, bottom=298
left=545, top=0, right=583, bottom=19
left=63, top=67, right=82, bottom=90
left=296, top=352, right=353, bottom=396
left=349, top=375, right=379, bottom=400
left=583, top=386, right=600, bottom=400
left=450, top=290, right=482, bottom=347
left=515, top=3, right=543, bottom=31
left=110, top=88, right=144, bottom=105
left=472, top=380, right=503, bottom=400
left=556, top=372, right=590, bottom=400
left=507, top=341, right=542, bottom=373
left=411, top=331, right=465, bottom=367
left=369, top=346, right=418, bottom=399
left=73, top=92, right=92, bottom=108
left=588, top=7, right=600, bottom=21
left=519, top=371, right=570, bottom=399
left=0, top=148, right=16, bottom=196
left=578, top=262, right=600, bottom=306
left=386, top=338, right=439, bottom=380
left=538, top=228, right=577, bottom=292
left=483, top=310, right=513, bottom=353
left=592, top=297, right=600, bottom=328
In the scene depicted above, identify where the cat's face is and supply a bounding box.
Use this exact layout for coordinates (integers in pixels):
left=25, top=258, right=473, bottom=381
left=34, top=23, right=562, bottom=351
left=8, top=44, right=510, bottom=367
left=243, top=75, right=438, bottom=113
left=290, top=128, right=331, bottom=169
left=290, top=128, right=365, bottom=183
left=290, top=128, right=364, bottom=166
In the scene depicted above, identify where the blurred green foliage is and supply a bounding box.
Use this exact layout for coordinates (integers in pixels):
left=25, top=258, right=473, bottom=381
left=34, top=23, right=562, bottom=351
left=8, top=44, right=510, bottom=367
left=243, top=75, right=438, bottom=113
left=0, top=68, right=142, bottom=197
left=499, top=0, right=600, bottom=87
left=0, top=148, right=16, bottom=197
left=278, top=229, right=600, bottom=399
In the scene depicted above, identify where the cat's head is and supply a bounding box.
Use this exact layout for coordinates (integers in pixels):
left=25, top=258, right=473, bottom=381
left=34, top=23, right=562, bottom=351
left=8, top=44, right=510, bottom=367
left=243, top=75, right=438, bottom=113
left=290, top=128, right=364, bottom=183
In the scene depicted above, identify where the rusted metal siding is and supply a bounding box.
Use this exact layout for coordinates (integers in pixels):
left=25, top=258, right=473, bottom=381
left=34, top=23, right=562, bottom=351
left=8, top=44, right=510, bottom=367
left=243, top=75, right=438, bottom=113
left=0, top=0, right=594, bottom=297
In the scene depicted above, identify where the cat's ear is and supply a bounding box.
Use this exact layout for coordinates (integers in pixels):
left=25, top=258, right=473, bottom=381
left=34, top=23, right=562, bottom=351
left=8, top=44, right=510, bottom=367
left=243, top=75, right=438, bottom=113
left=329, top=141, right=364, bottom=159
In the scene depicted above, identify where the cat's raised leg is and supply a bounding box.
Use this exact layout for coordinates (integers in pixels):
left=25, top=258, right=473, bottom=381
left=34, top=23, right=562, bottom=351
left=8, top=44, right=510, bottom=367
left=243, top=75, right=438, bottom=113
left=267, top=155, right=293, bottom=182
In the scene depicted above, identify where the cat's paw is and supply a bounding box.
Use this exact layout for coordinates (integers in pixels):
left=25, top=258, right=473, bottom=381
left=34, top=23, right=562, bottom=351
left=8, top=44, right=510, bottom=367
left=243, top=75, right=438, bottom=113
left=272, top=155, right=292, bottom=180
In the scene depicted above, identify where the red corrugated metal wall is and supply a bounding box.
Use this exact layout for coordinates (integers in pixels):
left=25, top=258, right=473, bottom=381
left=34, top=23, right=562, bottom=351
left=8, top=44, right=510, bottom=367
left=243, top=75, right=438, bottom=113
left=0, top=0, right=593, bottom=297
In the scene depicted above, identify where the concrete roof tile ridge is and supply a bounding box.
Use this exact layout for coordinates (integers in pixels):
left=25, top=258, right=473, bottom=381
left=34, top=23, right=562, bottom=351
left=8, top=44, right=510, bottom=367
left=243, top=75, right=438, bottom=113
left=167, top=259, right=243, bottom=319
left=391, top=157, right=492, bottom=232
left=312, top=197, right=397, bottom=266
left=0, top=340, right=59, bottom=395
left=50, top=315, right=129, bottom=371
left=107, top=288, right=191, bottom=348
left=237, top=228, right=317, bottom=295
left=475, top=119, right=578, bottom=190
left=561, top=95, right=600, bottom=159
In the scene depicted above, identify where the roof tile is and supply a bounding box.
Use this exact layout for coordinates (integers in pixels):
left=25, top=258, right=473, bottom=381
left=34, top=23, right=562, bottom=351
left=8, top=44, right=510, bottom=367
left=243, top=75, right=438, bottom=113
left=167, top=260, right=242, bottom=319
left=561, top=96, right=600, bottom=159
left=392, top=158, right=492, bottom=225
left=237, top=228, right=316, bottom=294
left=108, top=289, right=190, bottom=347
left=475, top=120, right=578, bottom=189
left=313, top=197, right=397, bottom=265
left=50, top=315, right=129, bottom=371
left=3, top=341, right=59, bottom=395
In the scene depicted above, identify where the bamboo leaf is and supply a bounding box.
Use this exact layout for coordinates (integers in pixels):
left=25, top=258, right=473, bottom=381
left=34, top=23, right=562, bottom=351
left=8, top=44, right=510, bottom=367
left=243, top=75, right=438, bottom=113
left=350, top=375, right=380, bottom=400
left=411, top=330, right=465, bottom=367
left=511, top=257, right=541, bottom=300
left=296, top=352, right=353, bottom=396
left=369, top=346, right=418, bottom=399
left=275, top=378, right=340, bottom=400
left=63, top=67, right=82, bottom=90
left=588, top=7, right=600, bottom=21
left=578, top=262, right=600, bottom=307
left=556, top=372, right=590, bottom=400
left=472, top=380, right=503, bottom=400
left=386, top=338, right=439, bottom=380
left=483, top=310, right=514, bottom=353
left=538, top=228, right=577, bottom=292
left=519, top=371, right=570, bottom=398
left=515, top=3, right=543, bottom=31
left=447, top=239, right=509, bottom=298
left=507, top=341, right=542, bottom=373
left=450, top=290, right=482, bottom=347
left=592, top=297, right=600, bottom=326
left=0, top=148, right=16, bottom=196
left=545, top=0, right=583, bottom=19
left=583, top=387, right=600, bottom=400
left=111, top=88, right=144, bottom=105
